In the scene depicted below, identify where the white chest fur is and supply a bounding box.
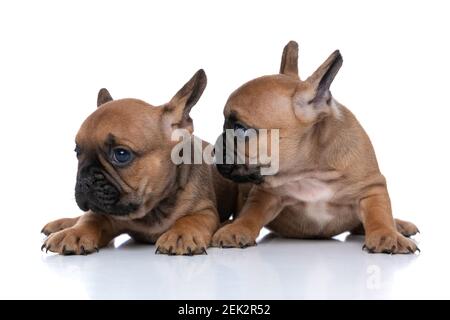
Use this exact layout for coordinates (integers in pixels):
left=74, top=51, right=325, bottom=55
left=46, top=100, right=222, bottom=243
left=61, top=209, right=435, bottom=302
left=303, top=201, right=334, bottom=228
left=282, top=178, right=334, bottom=203
left=274, top=177, right=336, bottom=228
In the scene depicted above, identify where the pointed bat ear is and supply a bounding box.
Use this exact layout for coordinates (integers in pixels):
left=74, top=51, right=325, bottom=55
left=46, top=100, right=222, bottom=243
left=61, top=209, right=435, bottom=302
left=279, top=41, right=299, bottom=79
left=97, top=88, right=113, bottom=107
left=292, top=50, right=343, bottom=123
left=164, top=69, right=207, bottom=133
left=306, top=50, right=343, bottom=104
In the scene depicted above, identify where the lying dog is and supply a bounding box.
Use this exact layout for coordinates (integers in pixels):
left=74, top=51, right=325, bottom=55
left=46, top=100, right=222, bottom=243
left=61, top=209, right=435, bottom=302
left=214, top=41, right=419, bottom=254
left=41, top=70, right=237, bottom=255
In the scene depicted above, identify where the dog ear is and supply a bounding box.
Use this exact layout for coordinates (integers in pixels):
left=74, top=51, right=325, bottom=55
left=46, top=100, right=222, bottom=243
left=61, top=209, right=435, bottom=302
left=97, top=88, right=113, bottom=107
left=306, top=50, right=342, bottom=104
left=293, top=50, right=342, bottom=122
left=165, top=69, right=207, bottom=132
left=279, top=41, right=299, bottom=78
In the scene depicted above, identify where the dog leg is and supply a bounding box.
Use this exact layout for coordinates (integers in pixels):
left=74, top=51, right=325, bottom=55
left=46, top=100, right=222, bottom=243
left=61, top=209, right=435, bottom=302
left=359, top=190, right=419, bottom=254
left=42, top=211, right=120, bottom=255
left=211, top=188, right=282, bottom=248
left=155, top=209, right=219, bottom=255
left=41, top=216, right=80, bottom=236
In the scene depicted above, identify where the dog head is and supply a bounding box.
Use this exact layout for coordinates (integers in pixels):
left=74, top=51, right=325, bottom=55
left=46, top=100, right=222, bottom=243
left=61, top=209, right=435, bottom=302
left=216, top=41, right=343, bottom=183
left=74, top=69, right=207, bottom=219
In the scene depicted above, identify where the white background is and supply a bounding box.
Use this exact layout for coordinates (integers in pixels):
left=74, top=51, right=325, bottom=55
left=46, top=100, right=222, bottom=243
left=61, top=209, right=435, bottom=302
left=0, top=0, right=449, bottom=299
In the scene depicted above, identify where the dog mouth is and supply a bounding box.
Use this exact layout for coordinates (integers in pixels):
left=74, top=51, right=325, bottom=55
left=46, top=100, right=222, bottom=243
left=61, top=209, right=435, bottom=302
left=216, top=163, right=264, bottom=184
left=75, top=166, right=140, bottom=216
left=214, top=131, right=265, bottom=184
left=86, top=202, right=140, bottom=217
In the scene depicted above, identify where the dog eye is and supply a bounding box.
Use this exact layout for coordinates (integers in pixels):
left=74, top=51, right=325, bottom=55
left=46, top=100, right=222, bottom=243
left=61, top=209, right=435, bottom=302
left=234, top=123, right=247, bottom=131
left=111, top=148, right=133, bottom=166
left=233, top=122, right=256, bottom=139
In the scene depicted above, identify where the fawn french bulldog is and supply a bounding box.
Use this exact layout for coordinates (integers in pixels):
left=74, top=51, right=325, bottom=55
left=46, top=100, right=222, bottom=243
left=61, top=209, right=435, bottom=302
left=41, top=70, right=237, bottom=255
left=213, top=41, right=419, bottom=254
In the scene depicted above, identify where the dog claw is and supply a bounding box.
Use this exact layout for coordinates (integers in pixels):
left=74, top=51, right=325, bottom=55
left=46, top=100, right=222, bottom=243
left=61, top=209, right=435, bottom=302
left=80, top=246, right=86, bottom=255
left=405, top=245, right=421, bottom=254
left=41, top=244, right=46, bottom=252
left=46, top=245, right=51, bottom=253
left=362, top=244, right=367, bottom=251
left=240, top=242, right=251, bottom=249
left=94, top=247, right=99, bottom=253
left=62, top=246, right=75, bottom=255
left=155, top=246, right=160, bottom=254
left=202, top=248, right=207, bottom=255
left=362, top=245, right=374, bottom=253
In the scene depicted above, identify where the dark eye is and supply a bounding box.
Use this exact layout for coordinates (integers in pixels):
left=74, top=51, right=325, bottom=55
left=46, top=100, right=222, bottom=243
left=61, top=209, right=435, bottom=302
left=111, top=148, right=133, bottom=165
left=234, top=123, right=247, bottom=131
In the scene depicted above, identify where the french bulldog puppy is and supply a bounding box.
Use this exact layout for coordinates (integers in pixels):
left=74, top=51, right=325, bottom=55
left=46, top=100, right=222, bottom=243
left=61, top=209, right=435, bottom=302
left=41, top=70, right=237, bottom=255
left=213, top=41, right=419, bottom=254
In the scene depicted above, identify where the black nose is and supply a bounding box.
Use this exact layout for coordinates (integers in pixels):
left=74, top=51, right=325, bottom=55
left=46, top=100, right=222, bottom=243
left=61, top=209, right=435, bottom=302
left=75, top=166, right=120, bottom=212
left=213, top=131, right=232, bottom=166
left=75, top=178, right=91, bottom=212
left=77, top=197, right=89, bottom=211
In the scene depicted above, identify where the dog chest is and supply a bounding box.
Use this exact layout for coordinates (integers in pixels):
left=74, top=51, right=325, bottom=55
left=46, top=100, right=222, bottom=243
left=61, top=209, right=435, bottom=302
left=282, top=178, right=334, bottom=203
left=280, top=178, right=336, bottom=228
left=302, top=201, right=334, bottom=228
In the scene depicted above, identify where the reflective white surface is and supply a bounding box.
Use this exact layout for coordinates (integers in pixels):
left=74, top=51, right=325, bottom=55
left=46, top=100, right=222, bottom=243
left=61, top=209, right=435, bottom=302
left=1, top=226, right=447, bottom=299
left=1, top=0, right=450, bottom=300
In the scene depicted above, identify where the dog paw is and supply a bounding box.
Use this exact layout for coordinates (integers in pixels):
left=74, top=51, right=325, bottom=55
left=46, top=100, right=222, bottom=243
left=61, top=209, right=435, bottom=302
left=211, top=223, right=257, bottom=248
left=363, top=229, right=419, bottom=254
left=41, top=227, right=100, bottom=255
left=395, top=218, right=420, bottom=237
left=41, top=217, right=79, bottom=236
left=155, top=227, right=209, bottom=256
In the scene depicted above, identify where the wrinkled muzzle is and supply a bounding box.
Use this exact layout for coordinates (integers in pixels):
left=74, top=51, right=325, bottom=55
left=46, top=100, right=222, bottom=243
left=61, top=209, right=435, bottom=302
left=75, top=165, right=138, bottom=216
left=214, top=131, right=264, bottom=184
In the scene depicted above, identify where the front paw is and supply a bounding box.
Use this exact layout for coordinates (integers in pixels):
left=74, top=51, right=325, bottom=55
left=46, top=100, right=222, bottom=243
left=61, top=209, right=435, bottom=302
left=211, top=223, right=257, bottom=248
left=155, top=227, right=209, bottom=256
left=42, top=227, right=100, bottom=255
left=364, top=229, right=419, bottom=254
left=41, top=217, right=79, bottom=236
